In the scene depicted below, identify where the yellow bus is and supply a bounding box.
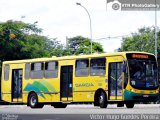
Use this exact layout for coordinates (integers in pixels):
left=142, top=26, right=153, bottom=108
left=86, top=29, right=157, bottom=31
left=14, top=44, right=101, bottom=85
left=0, top=52, right=159, bottom=108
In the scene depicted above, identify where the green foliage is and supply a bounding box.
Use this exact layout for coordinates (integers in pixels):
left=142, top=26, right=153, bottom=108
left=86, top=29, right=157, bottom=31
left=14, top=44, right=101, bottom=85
left=119, top=27, right=160, bottom=82
left=0, top=20, right=62, bottom=60
left=119, top=27, right=159, bottom=54
left=0, top=20, right=105, bottom=83
left=68, top=36, right=104, bottom=54
left=0, top=21, right=104, bottom=62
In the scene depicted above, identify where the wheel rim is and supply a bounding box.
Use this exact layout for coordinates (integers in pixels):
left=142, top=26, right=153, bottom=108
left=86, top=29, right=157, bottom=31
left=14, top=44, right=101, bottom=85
left=99, top=95, right=104, bottom=104
left=30, top=96, right=36, bottom=106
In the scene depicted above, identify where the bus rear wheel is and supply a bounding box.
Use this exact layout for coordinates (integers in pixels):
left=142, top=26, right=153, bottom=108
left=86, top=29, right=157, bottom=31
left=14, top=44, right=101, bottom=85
left=99, top=92, right=107, bottom=108
left=28, top=93, right=44, bottom=108
left=126, top=102, right=134, bottom=108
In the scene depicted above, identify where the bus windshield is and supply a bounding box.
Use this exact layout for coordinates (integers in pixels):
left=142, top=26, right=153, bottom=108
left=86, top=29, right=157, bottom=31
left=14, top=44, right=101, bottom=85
left=128, top=59, right=158, bottom=90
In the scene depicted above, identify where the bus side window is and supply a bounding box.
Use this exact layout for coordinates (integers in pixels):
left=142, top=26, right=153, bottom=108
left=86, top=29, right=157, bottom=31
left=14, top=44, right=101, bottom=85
left=31, top=62, right=44, bottom=79
left=76, top=59, right=89, bottom=76
left=90, top=58, right=106, bottom=76
left=4, top=64, right=9, bottom=80
left=25, top=63, right=30, bottom=80
left=45, top=61, right=58, bottom=78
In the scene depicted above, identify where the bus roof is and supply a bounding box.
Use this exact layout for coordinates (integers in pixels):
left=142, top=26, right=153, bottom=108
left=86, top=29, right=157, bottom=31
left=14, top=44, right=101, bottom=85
left=3, top=51, right=155, bottom=64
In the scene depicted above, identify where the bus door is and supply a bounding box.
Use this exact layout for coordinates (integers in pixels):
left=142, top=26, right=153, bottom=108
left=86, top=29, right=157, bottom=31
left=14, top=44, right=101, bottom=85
left=108, top=56, right=123, bottom=100
left=60, top=65, right=73, bottom=102
left=12, top=69, right=23, bottom=102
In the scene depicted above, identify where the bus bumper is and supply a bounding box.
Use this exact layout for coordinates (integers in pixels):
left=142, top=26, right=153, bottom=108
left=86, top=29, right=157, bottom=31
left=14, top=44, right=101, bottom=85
left=124, top=90, right=159, bottom=102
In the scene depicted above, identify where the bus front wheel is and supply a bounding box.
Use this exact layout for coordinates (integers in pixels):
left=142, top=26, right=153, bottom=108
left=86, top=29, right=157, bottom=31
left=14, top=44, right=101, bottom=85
left=126, top=102, right=134, bottom=108
left=99, top=92, right=107, bottom=108
left=28, top=93, right=44, bottom=108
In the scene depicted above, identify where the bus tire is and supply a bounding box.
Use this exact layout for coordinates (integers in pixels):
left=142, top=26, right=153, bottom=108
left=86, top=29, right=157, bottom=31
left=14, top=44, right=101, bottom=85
left=99, top=91, right=107, bottom=108
left=52, top=103, right=67, bottom=108
left=126, top=102, right=134, bottom=108
left=28, top=93, right=44, bottom=108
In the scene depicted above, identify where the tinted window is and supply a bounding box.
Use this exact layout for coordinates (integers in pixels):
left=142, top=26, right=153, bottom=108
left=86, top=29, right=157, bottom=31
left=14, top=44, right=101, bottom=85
left=90, top=58, right=106, bottom=76
left=109, top=62, right=123, bottom=96
left=25, top=63, right=30, bottom=79
left=76, top=59, right=89, bottom=76
left=31, top=62, right=44, bottom=79
left=128, top=59, right=158, bottom=90
left=4, top=64, right=9, bottom=80
left=45, top=61, right=58, bottom=78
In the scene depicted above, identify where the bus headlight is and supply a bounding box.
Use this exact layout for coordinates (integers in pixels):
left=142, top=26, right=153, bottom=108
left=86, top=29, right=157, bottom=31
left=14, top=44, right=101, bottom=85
left=156, top=90, right=159, bottom=93
left=130, top=89, right=136, bottom=92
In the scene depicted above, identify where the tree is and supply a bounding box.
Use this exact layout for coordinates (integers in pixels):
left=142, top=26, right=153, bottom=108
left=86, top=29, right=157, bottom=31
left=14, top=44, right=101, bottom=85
left=119, top=27, right=160, bottom=87
left=0, top=21, right=105, bottom=61
left=0, top=20, right=63, bottom=61
left=68, top=36, right=104, bottom=54
left=119, top=27, right=159, bottom=54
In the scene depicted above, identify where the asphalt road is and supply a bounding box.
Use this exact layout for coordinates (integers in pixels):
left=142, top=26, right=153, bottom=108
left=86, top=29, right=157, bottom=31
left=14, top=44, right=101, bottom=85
left=0, top=104, right=160, bottom=120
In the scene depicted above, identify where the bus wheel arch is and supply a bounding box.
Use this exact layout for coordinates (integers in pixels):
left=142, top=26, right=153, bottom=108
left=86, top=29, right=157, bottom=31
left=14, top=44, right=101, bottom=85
left=28, top=91, right=44, bottom=108
left=94, top=89, right=108, bottom=108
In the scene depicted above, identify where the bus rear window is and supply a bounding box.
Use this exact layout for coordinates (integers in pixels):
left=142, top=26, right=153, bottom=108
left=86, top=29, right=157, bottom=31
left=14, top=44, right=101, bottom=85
left=4, top=64, right=9, bottom=80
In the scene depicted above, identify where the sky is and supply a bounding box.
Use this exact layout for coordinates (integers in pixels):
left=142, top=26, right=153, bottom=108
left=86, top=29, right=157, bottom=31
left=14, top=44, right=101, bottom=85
left=0, top=0, right=160, bottom=52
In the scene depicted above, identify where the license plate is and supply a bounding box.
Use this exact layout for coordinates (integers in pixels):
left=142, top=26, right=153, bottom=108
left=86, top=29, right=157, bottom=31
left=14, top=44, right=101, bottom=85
left=143, top=95, right=149, bottom=97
